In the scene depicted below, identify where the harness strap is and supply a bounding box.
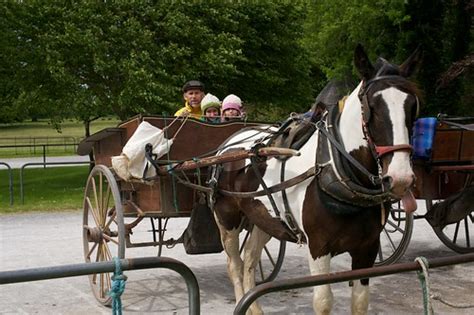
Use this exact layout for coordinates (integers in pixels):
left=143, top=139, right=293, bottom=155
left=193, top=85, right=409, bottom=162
left=376, top=144, right=413, bottom=157
left=219, top=166, right=316, bottom=198
left=280, top=161, right=304, bottom=239
left=249, top=154, right=281, bottom=217
left=316, top=121, right=381, bottom=186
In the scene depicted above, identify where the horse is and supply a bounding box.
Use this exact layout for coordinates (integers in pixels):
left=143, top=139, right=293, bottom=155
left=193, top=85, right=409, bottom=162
left=210, top=44, right=422, bottom=314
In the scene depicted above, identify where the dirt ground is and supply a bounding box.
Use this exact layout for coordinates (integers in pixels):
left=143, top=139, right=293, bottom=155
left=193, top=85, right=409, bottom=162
left=1, top=210, right=473, bottom=314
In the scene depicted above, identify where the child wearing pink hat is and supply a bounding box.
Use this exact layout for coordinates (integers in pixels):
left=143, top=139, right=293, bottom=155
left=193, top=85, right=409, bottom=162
left=221, top=94, right=243, bottom=122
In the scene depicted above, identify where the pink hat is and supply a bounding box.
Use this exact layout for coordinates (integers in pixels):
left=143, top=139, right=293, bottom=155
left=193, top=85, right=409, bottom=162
left=222, top=94, right=242, bottom=114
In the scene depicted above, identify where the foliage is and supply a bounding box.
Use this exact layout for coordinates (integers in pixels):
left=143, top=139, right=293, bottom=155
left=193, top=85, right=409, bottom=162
left=0, top=1, right=313, bottom=127
left=303, top=0, right=473, bottom=116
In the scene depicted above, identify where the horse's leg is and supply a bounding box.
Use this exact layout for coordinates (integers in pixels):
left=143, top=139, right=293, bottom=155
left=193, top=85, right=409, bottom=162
left=308, top=253, right=333, bottom=315
left=214, top=213, right=245, bottom=303
left=242, top=226, right=271, bottom=315
left=350, top=245, right=378, bottom=315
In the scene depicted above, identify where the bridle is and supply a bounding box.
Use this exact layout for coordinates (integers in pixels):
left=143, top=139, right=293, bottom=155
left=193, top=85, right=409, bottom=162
left=358, top=73, right=419, bottom=161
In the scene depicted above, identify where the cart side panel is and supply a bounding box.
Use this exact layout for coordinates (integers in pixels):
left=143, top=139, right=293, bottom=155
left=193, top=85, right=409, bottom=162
left=122, top=177, right=194, bottom=217
left=413, top=164, right=468, bottom=200
left=431, top=129, right=462, bottom=163
left=460, top=130, right=474, bottom=161
left=118, top=116, right=141, bottom=142
left=142, top=116, right=265, bottom=160
left=94, top=132, right=125, bottom=167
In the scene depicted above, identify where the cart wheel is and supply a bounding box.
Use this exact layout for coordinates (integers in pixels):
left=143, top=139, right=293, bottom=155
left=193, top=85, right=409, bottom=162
left=240, top=229, right=286, bottom=284
left=374, top=202, right=414, bottom=266
left=427, top=199, right=474, bottom=253
left=83, top=165, right=125, bottom=305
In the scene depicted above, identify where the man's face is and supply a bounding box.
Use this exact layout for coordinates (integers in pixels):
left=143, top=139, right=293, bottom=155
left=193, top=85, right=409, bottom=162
left=183, top=89, right=205, bottom=108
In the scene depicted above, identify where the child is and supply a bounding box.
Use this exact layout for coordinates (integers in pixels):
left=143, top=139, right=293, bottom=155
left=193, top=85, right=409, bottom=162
left=201, top=93, right=221, bottom=123
left=221, top=94, right=243, bottom=122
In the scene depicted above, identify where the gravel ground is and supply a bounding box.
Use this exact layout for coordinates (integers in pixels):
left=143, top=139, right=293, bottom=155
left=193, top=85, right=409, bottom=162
left=0, top=210, right=473, bottom=314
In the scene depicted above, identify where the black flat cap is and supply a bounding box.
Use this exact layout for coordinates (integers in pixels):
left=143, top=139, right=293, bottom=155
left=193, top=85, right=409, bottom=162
left=182, top=80, right=205, bottom=92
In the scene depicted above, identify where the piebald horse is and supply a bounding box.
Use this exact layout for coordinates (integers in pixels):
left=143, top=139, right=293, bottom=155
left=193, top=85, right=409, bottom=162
left=211, top=44, right=422, bottom=314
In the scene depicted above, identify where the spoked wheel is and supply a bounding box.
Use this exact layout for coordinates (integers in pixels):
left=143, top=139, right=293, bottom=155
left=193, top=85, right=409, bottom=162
left=427, top=198, right=474, bottom=253
left=83, top=165, right=125, bottom=305
left=240, top=229, right=286, bottom=284
left=375, top=202, right=414, bottom=266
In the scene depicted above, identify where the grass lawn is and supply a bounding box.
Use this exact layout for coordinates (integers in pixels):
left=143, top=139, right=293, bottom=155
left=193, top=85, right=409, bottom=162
left=0, top=117, right=120, bottom=138
left=0, top=118, right=120, bottom=157
left=0, top=166, right=90, bottom=213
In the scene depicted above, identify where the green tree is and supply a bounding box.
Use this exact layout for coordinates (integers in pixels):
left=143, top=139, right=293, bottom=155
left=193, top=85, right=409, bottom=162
left=303, top=0, right=473, bottom=116
left=1, top=1, right=314, bottom=129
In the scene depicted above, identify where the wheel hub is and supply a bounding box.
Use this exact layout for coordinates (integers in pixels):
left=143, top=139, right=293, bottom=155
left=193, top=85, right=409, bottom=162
left=85, top=226, right=103, bottom=243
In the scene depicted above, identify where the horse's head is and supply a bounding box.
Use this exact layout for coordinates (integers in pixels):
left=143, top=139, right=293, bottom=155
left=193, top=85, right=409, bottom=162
left=351, top=44, right=422, bottom=202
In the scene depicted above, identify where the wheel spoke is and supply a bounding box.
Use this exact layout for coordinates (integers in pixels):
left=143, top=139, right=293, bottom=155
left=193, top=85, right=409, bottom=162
left=383, top=227, right=397, bottom=251
left=104, top=184, right=111, bottom=216
left=258, top=260, right=264, bottom=281
left=263, top=246, right=276, bottom=268
left=104, top=211, right=116, bottom=229
left=91, top=177, right=101, bottom=225
left=86, top=197, right=101, bottom=227
left=464, top=218, right=470, bottom=247
left=385, top=219, right=405, bottom=234
left=99, top=172, right=104, bottom=225
left=103, top=234, right=119, bottom=245
left=378, top=244, right=384, bottom=261
left=453, top=221, right=461, bottom=244
left=102, top=239, right=113, bottom=260
left=86, top=240, right=99, bottom=260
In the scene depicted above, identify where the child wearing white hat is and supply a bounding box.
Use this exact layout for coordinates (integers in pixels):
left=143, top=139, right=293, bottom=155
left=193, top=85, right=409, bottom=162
left=201, top=93, right=221, bottom=123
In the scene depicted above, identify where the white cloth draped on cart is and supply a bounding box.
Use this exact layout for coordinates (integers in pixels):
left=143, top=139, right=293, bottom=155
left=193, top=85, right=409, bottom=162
left=111, top=121, right=173, bottom=180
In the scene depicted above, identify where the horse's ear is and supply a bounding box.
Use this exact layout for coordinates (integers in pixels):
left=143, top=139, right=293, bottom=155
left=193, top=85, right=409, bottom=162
left=354, top=44, right=374, bottom=80
left=399, top=45, right=423, bottom=77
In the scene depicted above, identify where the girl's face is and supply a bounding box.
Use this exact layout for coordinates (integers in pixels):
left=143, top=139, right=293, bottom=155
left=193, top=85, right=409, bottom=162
left=222, top=108, right=241, bottom=117
left=205, top=107, right=220, bottom=117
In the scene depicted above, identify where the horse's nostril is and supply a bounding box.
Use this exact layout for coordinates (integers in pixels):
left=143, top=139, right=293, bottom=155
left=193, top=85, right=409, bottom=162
left=382, top=176, right=393, bottom=189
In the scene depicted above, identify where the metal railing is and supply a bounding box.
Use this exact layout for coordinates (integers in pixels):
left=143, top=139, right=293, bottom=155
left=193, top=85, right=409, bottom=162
left=0, top=256, right=200, bottom=315
left=19, top=161, right=93, bottom=204
left=234, top=253, right=474, bottom=315
left=0, top=162, right=13, bottom=205
left=0, top=144, right=80, bottom=165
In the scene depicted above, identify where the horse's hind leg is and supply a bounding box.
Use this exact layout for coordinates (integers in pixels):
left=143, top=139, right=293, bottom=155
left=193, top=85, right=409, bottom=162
left=242, top=226, right=271, bottom=315
left=308, top=253, right=333, bottom=315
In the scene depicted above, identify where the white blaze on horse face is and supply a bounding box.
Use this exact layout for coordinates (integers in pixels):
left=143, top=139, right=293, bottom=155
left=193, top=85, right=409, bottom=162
left=375, top=87, right=414, bottom=195
left=339, top=83, right=368, bottom=152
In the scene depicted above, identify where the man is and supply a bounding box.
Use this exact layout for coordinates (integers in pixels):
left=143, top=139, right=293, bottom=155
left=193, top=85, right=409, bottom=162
left=174, top=80, right=205, bottom=119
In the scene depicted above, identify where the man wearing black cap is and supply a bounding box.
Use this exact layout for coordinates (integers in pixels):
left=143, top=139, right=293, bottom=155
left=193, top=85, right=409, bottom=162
left=174, top=80, right=205, bottom=118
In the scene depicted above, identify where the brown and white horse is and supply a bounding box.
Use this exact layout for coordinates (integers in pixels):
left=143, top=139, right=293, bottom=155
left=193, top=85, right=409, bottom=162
left=212, top=44, right=422, bottom=314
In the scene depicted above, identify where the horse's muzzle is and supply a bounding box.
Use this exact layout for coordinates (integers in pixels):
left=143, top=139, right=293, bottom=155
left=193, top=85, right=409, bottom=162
left=382, top=174, right=416, bottom=198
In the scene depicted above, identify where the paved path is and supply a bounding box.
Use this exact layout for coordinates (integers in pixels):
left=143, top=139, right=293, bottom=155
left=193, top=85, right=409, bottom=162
left=0, top=155, right=90, bottom=169
left=0, top=208, right=473, bottom=314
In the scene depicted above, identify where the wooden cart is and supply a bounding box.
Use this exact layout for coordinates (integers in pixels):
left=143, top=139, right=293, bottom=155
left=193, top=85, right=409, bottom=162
left=376, top=116, right=474, bottom=265
left=78, top=115, right=287, bottom=305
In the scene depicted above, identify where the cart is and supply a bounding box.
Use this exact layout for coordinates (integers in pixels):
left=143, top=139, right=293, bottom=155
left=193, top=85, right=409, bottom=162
left=77, top=115, right=290, bottom=305
left=376, top=115, right=474, bottom=265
